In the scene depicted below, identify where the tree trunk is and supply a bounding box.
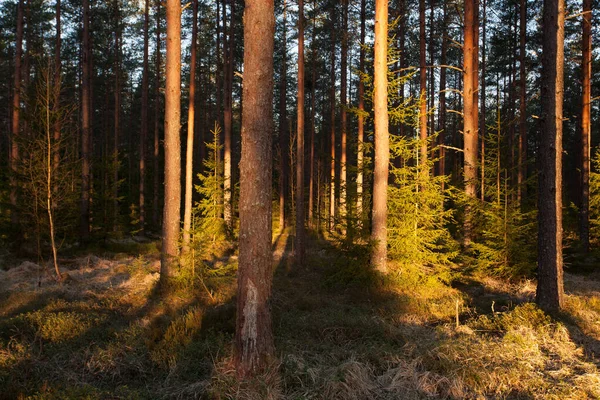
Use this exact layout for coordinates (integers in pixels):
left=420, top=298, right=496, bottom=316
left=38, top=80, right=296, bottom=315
left=113, top=0, right=121, bottom=228
left=339, top=0, right=348, bottom=223
left=80, top=0, right=91, bottom=243
left=223, top=0, right=234, bottom=232
left=517, top=0, right=527, bottom=204
left=140, top=0, right=149, bottom=235
left=183, top=0, right=198, bottom=249
left=371, top=0, right=389, bottom=274
left=53, top=0, right=61, bottom=169
left=480, top=0, right=487, bottom=200
left=308, top=17, right=316, bottom=230
left=580, top=0, right=591, bottom=252
left=536, top=0, right=565, bottom=313
left=278, top=0, right=288, bottom=232
left=161, top=0, right=182, bottom=284
left=295, top=0, right=305, bottom=267
left=463, top=0, right=479, bottom=245
left=328, top=9, right=336, bottom=232
left=419, top=0, right=428, bottom=169
left=153, top=0, right=161, bottom=229
left=234, top=0, right=275, bottom=376
left=438, top=1, right=447, bottom=182
left=356, top=0, right=366, bottom=223
left=11, top=0, right=24, bottom=226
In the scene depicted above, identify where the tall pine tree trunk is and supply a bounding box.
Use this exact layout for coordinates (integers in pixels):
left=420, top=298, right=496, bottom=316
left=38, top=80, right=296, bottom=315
left=518, top=0, right=527, bottom=204
left=223, top=0, right=234, bottom=231
left=140, top=0, right=149, bottom=235
left=419, top=0, right=428, bottom=169
left=308, top=19, right=316, bottom=229
left=80, top=0, right=91, bottom=242
left=339, top=0, right=348, bottom=222
left=234, top=0, right=275, bottom=376
left=357, top=0, right=366, bottom=222
left=11, top=0, right=24, bottom=226
left=438, top=1, right=447, bottom=181
left=183, top=0, right=198, bottom=249
left=328, top=10, right=336, bottom=232
left=295, top=0, right=305, bottom=266
left=113, top=0, right=121, bottom=228
left=580, top=0, right=591, bottom=252
left=371, top=0, right=389, bottom=274
left=153, top=0, right=161, bottom=229
left=161, top=0, right=182, bottom=284
left=278, top=0, right=288, bottom=231
left=480, top=0, right=487, bottom=200
left=53, top=0, right=61, bottom=169
left=537, top=0, right=565, bottom=312
left=463, top=0, right=479, bottom=245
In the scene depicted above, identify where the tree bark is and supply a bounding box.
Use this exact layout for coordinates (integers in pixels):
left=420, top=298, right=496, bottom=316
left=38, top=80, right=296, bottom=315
left=356, top=0, right=366, bottom=222
left=80, top=0, right=91, bottom=243
left=536, top=0, right=565, bottom=313
left=517, top=0, right=527, bottom=204
left=463, top=0, right=479, bottom=245
left=438, top=1, right=447, bottom=182
left=328, top=9, right=336, bottom=232
left=140, top=0, right=150, bottom=235
left=308, top=15, right=316, bottom=229
left=371, top=0, right=389, bottom=274
left=580, top=0, right=591, bottom=252
left=153, top=0, right=162, bottom=229
left=161, top=0, right=182, bottom=284
left=234, top=0, right=275, bottom=377
left=53, top=0, right=61, bottom=169
left=113, top=0, right=121, bottom=228
left=339, top=0, right=348, bottom=222
left=223, top=0, right=234, bottom=231
left=11, top=0, right=24, bottom=226
left=295, top=0, right=305, bottom=267
left=278, top=0, right=288, bottom=232
left=480, top=0, right=487, bottom=200
left=183, top=0, right=198, bottom=249
left=419, top=0, right=428, bottom=169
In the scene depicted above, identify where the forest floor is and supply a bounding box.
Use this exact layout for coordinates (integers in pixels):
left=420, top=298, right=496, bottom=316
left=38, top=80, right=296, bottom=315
left=1, top=233, right=600, bottom=399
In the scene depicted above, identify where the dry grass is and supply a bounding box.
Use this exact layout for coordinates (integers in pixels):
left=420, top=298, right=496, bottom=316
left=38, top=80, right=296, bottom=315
left=1, top=237, right=599, bottom=399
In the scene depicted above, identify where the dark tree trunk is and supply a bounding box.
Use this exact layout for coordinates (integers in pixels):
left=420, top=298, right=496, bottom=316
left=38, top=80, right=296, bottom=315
left=340, top=0, right=348, bottom=222
left=234, top=0, right=276, bottom=376
left=518, top=0, right=527, bottom=204
left=357, top=0, right=366, bottom=221
left=80, top=0, right=91, bottom=243
left=11, top=0, right=24, bottom=226
left=278, top=1, right=288, bottom=231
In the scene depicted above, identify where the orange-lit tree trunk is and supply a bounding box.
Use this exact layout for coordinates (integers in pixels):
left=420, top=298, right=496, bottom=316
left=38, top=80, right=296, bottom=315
left=295, top=0, right=306, bottom=266
left=340, top=0, right=348, bottom=222
left=80, top=0, right=91, bottom=242
left=278, top=0, right=288, bottom=231
left=580, top=0, right=591, bottom=252
left=234, top=0, right=275, bottom=377
left=11, top=0, right=24, bottom=226
left=371, top=0, right=389, bottom=274
left=140, top=0, right=149, bottom=234
left=463, top=0, right=479, bottom=245
left=418, top=0, right=427, bottom=170
left=480, top=0, right=486, bottom=200
left=536, top=0, right=565, bottom=313
left=161, top=0, right=182, bottom=284
left=183, top=0, right=198, bottom=249
left=223, top=0, right=234, bottom=231
left=357, top=0, right=366, bottom=221
left=153, top=0, right=161, bottom=229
